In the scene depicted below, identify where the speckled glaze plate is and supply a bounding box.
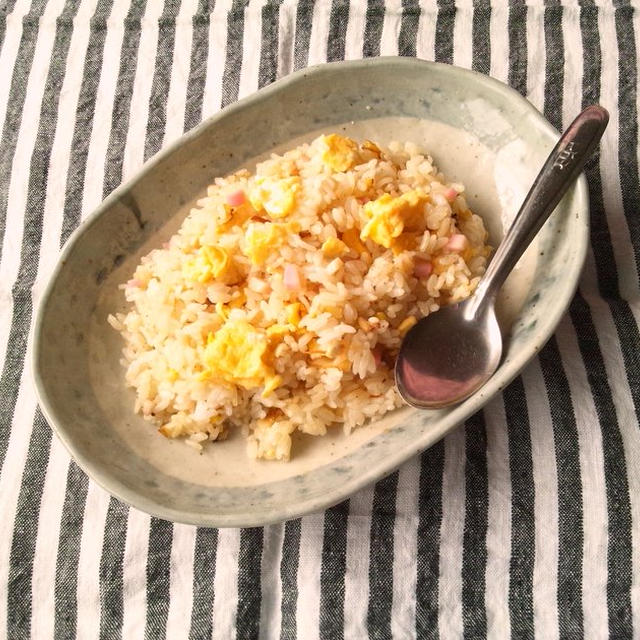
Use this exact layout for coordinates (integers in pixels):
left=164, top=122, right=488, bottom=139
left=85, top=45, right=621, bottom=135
left=33, top=58, right=588, bottom=527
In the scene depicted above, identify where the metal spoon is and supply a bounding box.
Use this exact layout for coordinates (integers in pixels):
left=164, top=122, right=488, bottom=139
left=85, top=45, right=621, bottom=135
left=395, top=105, right=609, bottom=409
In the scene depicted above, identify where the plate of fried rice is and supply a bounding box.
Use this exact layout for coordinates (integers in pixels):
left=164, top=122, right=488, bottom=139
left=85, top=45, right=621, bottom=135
left=33, top=58, right=588, bottom=526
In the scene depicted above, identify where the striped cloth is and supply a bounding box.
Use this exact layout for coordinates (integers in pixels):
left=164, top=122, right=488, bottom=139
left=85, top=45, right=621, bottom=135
left=1, top=0, right=639, bottom=637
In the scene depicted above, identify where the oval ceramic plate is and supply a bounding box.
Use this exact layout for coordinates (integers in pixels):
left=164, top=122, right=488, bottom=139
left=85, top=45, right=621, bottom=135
left=33, top=58, right=588, bottom=527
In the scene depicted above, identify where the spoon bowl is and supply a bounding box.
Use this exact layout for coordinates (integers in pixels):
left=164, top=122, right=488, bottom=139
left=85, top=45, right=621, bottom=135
left=396, top=299, right=502, bottom=409
left=396, top=104, right=609, bottom=409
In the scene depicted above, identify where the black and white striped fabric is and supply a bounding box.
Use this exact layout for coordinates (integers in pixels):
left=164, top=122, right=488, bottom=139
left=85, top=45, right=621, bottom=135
left=1, top=0, right=639, bottom=637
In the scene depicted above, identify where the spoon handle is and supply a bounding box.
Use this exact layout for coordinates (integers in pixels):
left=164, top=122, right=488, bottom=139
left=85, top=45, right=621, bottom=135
left=469, top=105, right=609, bottom=315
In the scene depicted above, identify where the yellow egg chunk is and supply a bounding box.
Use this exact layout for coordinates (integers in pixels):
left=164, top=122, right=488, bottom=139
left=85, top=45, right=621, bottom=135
left=285, top=302, right=303, bottom=326
left=321, top=236, right=348, bottom=259
left=243, top=222, right=290, bottom=265
left=221, top=201, right=256, bottom=230
left=321, top=134, right=360, bottom=172
left=341, top=228, right=367, bottom=254
left=398, top=315, right=418, bottom=335
left=360, top=191, right=430, bottom=249
left=361, top=139, right=382, bottom=157
left=228, top=291, right=246, bottom=309
left=249, top=176, right=300, bottom=218
left=266, top=324, right=290, bottom=339
left=183, top=246, right=233, bottom=283
left=261, top=374, right=283, bottom=398
left=203, top=320, right=276, bottom=390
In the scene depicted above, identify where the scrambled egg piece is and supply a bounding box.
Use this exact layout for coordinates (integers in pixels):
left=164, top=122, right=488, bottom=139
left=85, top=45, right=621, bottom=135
left=244, top=222, right=291, bottom=265
left=266, top=324, right=290, bottom=339
left=361, top=140, right=382, bottom=158
left=228, top=291, right=246, bottom=308
left=249, top=176, right=300, bottom=218
left=261, top=375, right=283, bottom=398
left=221, top=201, right=256, bottom=230
left=286, top=302, right=303, bottom=326
left=341, top=228, right=367, bottom=254
left=397, top=315, right=418, bottom=334
left=321, top=236, right=348, bottom=259
left=202, top=319, right=280, bottom=391
left=320, top=134, right=360, bottom=172
left=360, top=191, right=430, bottom=249
left=183, top=246, right=235, bottom=283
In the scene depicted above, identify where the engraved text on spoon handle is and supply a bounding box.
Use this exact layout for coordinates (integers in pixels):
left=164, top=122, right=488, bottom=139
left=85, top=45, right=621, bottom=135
left=469, top=105, right=609, bottom=317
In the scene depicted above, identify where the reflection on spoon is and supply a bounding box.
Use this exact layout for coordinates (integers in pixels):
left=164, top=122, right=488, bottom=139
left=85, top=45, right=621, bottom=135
left=398, top=367, right=486, bottom=406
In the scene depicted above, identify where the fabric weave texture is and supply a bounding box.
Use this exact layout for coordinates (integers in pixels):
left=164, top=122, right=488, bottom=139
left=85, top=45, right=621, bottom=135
left=1, top=0, right=639, bottom=638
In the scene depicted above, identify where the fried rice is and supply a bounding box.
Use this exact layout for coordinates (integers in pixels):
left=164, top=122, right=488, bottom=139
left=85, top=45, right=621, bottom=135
left=108, top=133, right=491, bottom=461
